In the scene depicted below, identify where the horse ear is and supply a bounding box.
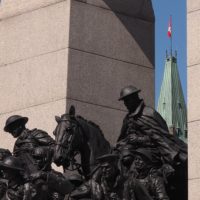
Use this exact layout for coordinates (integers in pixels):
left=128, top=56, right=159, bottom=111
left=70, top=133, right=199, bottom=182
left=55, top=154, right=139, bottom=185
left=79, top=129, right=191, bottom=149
left=69, top=105, right=75, bottom=117
left=55, top=116, right=61, bottom=123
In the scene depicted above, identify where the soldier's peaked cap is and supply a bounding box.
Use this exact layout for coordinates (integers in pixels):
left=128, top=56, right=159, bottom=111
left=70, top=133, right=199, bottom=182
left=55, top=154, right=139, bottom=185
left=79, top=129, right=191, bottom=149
left=4, top=115, right=28, bottom=132
left=133, top=148, right=161, bottom=164
left=119, top=85, right=141, bottom=101
left=121, top=148, right=134, bottom=158
left=68, top=174, right=84, bottom=186
left=96, top=154, right=119, bottom=164
left=0, top=156, right=24, bottom=171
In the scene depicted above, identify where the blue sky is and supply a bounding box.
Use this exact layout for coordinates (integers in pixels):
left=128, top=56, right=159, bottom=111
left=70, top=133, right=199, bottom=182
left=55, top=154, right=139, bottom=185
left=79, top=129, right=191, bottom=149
left=151, top=0, right=187, bottom=107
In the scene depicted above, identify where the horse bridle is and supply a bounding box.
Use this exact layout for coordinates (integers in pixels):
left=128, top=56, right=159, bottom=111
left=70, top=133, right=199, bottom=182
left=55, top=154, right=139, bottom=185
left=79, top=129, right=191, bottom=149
left=55, top=118, right=84, bottom=172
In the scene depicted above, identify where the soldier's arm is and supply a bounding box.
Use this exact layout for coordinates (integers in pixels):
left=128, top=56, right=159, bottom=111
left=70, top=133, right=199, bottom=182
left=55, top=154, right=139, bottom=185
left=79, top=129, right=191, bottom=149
left=127, top=133, right=152, bottom=146
left=32, top=129, right=55, bottom=146
left=131, top=179, right=153, bottom=200
left=117, top=115, right=129, bottom=142
left=152, top=176, right=169, bottom=200
left=47, top=171, right=74, bottom=195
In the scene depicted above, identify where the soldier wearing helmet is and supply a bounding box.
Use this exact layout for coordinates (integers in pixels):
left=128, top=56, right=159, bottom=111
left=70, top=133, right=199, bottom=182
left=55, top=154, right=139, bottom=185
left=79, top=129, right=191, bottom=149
left=117, top=85, right=187, bottom=166
left=30, top=147, right=74, bottom=200
left=125, top=148, right=169, bottom=200
left=119, top=146, right=134, bottom=179
left=0, top=156, right=40, bottom=200
left=4, top=115, right=55, bottom=158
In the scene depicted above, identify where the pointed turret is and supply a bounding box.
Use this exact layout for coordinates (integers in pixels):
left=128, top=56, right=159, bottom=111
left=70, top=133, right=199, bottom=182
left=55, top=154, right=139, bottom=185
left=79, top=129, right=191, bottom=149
left=157, top=52, right=187, bottom=142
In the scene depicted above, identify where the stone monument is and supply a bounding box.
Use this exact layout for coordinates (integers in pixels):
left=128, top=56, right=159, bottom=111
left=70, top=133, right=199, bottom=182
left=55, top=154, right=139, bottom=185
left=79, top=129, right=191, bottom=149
left=0, top=0, right=155, bottom=149
left=187, top=0, right=200, bottom=199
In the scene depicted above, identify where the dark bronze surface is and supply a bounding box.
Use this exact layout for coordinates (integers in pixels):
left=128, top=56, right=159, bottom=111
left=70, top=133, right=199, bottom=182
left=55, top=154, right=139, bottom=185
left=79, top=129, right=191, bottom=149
left=0, top=86, right=187, bottom=200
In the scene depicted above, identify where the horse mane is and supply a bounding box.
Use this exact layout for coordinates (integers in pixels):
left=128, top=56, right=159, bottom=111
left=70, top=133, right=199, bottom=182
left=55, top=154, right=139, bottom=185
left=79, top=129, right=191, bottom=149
left=60, top=114, right=104, bottom=137
left=76, top=115, right=110, bottom=164
left=76, top=115, right=106, bottom=139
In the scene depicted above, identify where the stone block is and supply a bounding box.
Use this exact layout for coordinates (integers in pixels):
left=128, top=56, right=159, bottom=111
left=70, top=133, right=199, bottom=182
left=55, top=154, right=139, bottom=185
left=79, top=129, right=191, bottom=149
left=188, top=121, right=200, bottom=179
left=0, top=0, right=66, bottom=20
left=0, top=1, right=70, bottom=66
left=189, top=178, right=200, bottom=200
left=0, top=99, right=66, bottom=151
left=187, top=0, right=200, bottom=13
left=69, top=0, right=154, bottom=68
left=188, top=65, right=200, bottom=121
left=0, top=49, right=68, bottom=114
left=187, top=10, right=200, bottom=66
left=73, top=0, right=154, bottom=21
left=66, top=99, right=126, bottom=144
left=67, top=48, right=154, bottom=110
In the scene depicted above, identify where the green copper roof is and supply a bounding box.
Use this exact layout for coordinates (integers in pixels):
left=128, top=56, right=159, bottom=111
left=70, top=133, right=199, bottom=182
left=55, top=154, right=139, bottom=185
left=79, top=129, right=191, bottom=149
left=157, top=55, right=187, bottom=142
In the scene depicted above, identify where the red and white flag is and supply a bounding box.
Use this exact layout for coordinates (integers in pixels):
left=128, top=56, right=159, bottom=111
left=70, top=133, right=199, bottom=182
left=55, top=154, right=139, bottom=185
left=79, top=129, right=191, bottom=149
left=167, top=16, right=172, bottom=38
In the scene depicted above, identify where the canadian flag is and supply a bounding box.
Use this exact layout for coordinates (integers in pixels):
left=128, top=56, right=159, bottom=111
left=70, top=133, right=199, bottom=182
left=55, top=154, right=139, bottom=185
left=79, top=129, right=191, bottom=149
left=167, top=16, right=172, bottom=38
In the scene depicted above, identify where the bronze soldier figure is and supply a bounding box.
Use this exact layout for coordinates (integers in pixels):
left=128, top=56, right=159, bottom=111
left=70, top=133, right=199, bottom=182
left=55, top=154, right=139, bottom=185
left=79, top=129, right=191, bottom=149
left=94, top=154, right=123, bottom=200
left=117, top=85, right=187, bottom=165
left=30, top=147, right=74, bottom=200
left=70, top=154, right=153, bottom=200
left=119, top=146, right=134, bottom=179
left=125, top=148, right=169, bottom=200
left=0, top=156, right=41, bottom=200
left=70, top=154, right=122, bottom=200
left=4, top=115, right=55, bottom=158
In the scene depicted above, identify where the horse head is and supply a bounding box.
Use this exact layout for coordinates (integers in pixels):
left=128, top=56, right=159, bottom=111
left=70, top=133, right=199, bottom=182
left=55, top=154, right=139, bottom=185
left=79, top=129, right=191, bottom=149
left=53, top=106, right=111, bottom=177
left=53, top=106, right=83, bottom=168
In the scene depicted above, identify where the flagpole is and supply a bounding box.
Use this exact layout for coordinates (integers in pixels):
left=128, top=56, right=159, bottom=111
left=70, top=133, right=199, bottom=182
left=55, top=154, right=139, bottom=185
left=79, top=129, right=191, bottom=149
left=170, top=33, right=172, bottom=57
left=170, top=15, right=172, bottom=57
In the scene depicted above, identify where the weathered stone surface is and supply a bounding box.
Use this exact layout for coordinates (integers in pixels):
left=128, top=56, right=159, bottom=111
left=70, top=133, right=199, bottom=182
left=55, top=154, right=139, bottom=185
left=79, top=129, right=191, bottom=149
left=0, top=1, right=70, bottom=66
left=188, top=65, right=200, bottom=121
left=0, top=0, right=66, bottom=20
left=188, top=121, right=200, bottom=179
left=187, top=0, right=200, bottom=199
left=0, top=0, right=155, bottom=174
left=67, top=48, right=154, bottom=110
left=66, top=99, right=126, bottom=144
left=189, top=179, right=200, bottom=200
left=69, top=0, right=154, bottom=67
left=0, top=49, right=68, bottom=114
left=0, top=99, right=66, bottom=150
left=0, top=0, right=154, bottom=21
left=187, top=10, right=200, bottom=66
left=73, top=0, right=154, bottom=21
left=187, top=0, right=200, bottom=13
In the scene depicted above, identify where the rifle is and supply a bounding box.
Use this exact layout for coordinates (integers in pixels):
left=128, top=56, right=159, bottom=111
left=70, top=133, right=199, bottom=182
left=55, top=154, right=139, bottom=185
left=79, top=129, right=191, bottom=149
left=20, top=153, right=38, bottom=181
left=20, top=153, right=48, bottom=200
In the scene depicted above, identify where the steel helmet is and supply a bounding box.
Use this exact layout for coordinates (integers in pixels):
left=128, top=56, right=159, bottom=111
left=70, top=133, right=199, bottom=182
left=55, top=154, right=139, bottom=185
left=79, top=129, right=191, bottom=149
left=133, top=148, right=161, bottom=165
left=0, top=156, right=24, bottom=171
left=4, top=115, right=28, bottom=132
left=119, top=85, right=141, bottom=101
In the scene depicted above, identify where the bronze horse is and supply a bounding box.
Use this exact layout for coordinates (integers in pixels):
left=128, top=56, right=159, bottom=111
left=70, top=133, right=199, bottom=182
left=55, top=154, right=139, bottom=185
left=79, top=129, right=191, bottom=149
left=53, top=106, right=111, bottom=178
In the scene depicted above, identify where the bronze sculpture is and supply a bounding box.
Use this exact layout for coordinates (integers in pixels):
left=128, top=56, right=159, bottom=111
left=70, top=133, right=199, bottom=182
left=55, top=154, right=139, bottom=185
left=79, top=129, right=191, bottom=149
left=3, top=115, right=55, bottom=158
left=117, top=85, right=187, bottom=200
left=0, top=156, right=37, bottom=200
left=53, top=107, right=111, bottom=178
left=117, top=85, right=187, bottom=165
left=31, top=147, right=74, bottom=200
left=125, top=148, right=169, bottom=200
left=0, top=86, right=187, bottom=200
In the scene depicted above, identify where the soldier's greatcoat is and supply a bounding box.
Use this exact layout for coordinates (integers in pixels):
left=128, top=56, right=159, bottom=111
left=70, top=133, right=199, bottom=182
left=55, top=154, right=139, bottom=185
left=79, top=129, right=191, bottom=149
left=118, top=100, right=187, bottom=164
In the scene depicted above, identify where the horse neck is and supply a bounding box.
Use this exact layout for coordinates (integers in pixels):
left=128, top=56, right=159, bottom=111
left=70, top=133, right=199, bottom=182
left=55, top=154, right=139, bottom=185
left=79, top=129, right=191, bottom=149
left=76, top=119, right=111, bottom=178
left=79, top=121, right=110, bottom=163
left=79, top=140, right=91, bottom=176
